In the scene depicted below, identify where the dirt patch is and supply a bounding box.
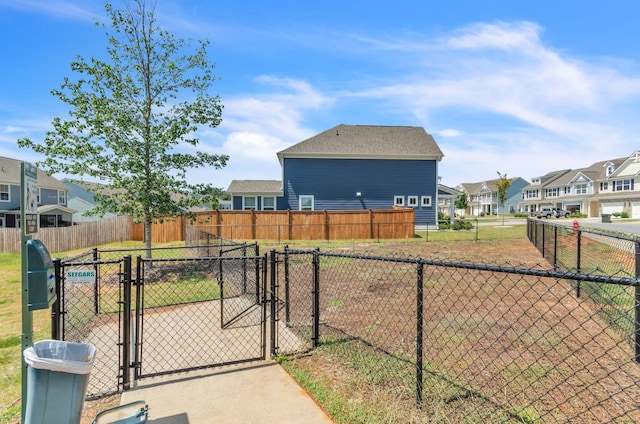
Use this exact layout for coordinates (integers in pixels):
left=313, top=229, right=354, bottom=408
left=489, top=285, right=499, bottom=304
left=282, top=238, right=640, bottom=423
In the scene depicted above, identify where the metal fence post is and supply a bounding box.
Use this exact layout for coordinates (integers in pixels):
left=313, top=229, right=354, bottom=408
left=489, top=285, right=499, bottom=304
left=312, top=248, right=320, bottom=348
left=134, top=256, right=143, bottom=382
left=51, top=258, right=62, bottom=340
left=541, top=223, right=546, bottom=259
left=474, top=218, right=479, bottom=241
left=242, top=244, right=248, bottom=294
left=121, top=255, right=132, bottom=391
left=93, top=247, right=99, bottom=315
left=416, top=261, right=424, bottom=406
left=284, top=245, right=291, bottom=326
left=553, top=225, right=558, bottom=269
left=255, top=243, right=261, bottom=304
left=635, top=241, right=640, bottom=364
left=576, top=229, right=582, bottom=298
left=270, top=249, right=277, bottom=356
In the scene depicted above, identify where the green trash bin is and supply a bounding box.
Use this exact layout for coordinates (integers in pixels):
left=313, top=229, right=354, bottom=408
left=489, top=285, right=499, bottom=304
left=602, top=214, right=611, bottom=223
left=23, top=340, right=96, bottom=424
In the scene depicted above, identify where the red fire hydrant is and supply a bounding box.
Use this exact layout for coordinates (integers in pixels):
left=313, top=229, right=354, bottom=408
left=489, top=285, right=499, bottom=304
left=573, top=219, right=580, bottom=230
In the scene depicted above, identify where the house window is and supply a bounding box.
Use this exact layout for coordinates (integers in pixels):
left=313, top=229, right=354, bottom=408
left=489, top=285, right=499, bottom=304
left=575, top=184, right=588, bottom=195
left=394, top=196, right=404, bottom=207
left=299, top=195, right=314, bottom=211
left=525, top=190, right=539, bottom=199
left=407, top=196, right=418, bottom=207
left=243, top=196, right=257, bottom=210
left=262, top=197, right=275, bottom=211
left=600, top=182, right=608, bottom=191
left=421, top=196, right=432, bottom=207
left=37, top=188, right=41, bottom=204
left=0, top=184, right=8, bottom=201
left=606, top=165, right=614, bottom=176
left=564, top=186, right=571, bottom=195
left=58, top=190, right=66, bottom=205
left=545, top=188, right=559, bottom=197
left=613, top=179, right=633, bottom=191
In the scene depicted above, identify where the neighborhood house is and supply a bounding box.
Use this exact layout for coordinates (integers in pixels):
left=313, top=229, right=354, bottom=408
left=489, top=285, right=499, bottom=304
left=0, top=156, right=74, bottom=228
left=519, top=151, right=640, bottom=218
left=227, top=124, right=445, bottom=226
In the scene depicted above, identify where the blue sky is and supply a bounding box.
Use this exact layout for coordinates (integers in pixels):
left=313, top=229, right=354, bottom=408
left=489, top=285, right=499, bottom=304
left=1, top=0, right=639, bottom=190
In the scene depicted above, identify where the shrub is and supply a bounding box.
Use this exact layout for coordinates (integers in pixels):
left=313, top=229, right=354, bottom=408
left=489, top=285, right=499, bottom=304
left=452, top=219, right=474, bottom=231
left=438, top=218, right=474, bottom=231
left=621, top=211, right=629, bottom=218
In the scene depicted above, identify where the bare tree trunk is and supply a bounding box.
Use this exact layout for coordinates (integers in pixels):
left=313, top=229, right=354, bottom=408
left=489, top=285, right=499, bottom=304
left=144, top=219, right=152, bottom=260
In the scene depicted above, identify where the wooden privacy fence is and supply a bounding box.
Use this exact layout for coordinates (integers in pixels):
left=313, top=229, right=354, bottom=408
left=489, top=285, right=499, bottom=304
left=0, top=215, right=131, bottom=254
left=132, top=208, right=416, bottom=243
left=0, top=209, right=415, bottom=252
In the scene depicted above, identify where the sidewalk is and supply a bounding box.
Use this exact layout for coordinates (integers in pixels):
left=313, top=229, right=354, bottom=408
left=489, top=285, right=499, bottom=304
left=119, top=360, right=334, bottom=424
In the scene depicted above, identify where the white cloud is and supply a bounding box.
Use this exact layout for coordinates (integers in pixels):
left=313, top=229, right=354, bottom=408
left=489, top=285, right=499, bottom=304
left=437, top=129, right=462, bottom=137
left=0, top=0, right=100, bottom=21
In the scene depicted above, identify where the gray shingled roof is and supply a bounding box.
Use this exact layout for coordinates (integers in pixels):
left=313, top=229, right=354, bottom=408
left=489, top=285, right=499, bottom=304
left=540, top=158, right=627, bottom=187
left=0, top=156, right=68, bottom=190
left=521, top=169, right=572, bottom=191
left=459, top=179, right=499, bottom=195
left=227, top=180, right=283, bottom=195
left=276, top=124, right=443, bottom=163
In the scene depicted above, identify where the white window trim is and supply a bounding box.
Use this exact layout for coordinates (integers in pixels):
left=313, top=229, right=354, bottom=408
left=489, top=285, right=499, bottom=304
left=407, top=196, right=418, bottom=208
left=394, top=196, right=404, bottom=207
left=299, top=195, right=314, bottom=211
left=242, top=196, right=257, bottom=210
left=421, top=196, right=432, bottom=207
left=0, top=184, right=9, bottom=202
left=262, top=196, right=276, bottom=211
left=58, top=190, right=67, bottom=205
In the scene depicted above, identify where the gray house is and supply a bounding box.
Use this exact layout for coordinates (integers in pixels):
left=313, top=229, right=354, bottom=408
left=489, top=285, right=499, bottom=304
left=457, top=177, right=529, bottom=216
left=0, top=156, right=74, bottom=228
left=227, top=124, right=444, bottom=226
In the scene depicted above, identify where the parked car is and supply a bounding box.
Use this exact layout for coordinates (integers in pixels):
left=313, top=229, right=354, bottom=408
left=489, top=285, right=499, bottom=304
left=553, top=208, right=570, bottom=218
left=534, top=207, right=555, bottom=218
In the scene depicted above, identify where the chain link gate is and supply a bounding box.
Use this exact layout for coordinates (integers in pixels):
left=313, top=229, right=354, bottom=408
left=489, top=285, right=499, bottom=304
left=131, top=253, right=268, bottom=381
left=54, top=255, right=127, bottom=398
left=53, top=243, right=313, bottom=399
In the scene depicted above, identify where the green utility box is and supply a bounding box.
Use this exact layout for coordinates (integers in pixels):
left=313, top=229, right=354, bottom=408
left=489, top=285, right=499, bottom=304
left=23, top=340, right=96, bottom=424
left=26, top=239, right=56, bottom=311
left=601, top=214, right=611, bottom=223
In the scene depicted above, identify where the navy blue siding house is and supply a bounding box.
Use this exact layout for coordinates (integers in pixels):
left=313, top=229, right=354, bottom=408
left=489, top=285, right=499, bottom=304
left=227, top=124, right=444, bottom=226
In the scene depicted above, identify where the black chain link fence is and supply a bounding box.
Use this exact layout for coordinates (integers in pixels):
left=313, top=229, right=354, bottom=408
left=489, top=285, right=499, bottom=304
left=528, top=218, right=639, bottom=356
left=55, top=222, right=640, bottom=421
left=51, top=248, right=124, bottom=398
left=55, top=239, right=262, bottom=398
left=280, top=247, right=640, bottom=423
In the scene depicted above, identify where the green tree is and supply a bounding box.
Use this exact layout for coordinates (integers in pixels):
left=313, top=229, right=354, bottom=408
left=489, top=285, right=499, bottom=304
left=454, top=192, right=469, bottom=214
left=18, top=0, right=228, bottom=256
left=496, top=171, right=514, bottom=224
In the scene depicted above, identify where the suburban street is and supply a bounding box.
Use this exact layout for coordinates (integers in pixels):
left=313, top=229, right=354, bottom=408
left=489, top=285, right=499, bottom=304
left=535, top=217, right=640, bottom=237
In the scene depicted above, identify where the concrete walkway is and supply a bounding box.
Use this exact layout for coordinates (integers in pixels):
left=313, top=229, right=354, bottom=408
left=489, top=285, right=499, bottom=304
left=120, top=360, right=334, bottom=424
